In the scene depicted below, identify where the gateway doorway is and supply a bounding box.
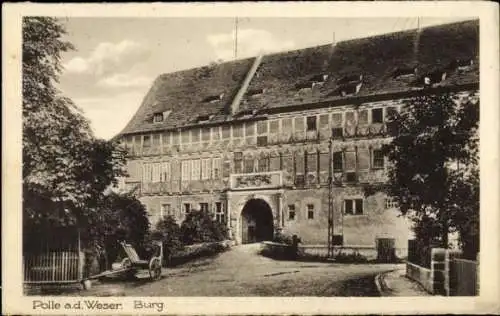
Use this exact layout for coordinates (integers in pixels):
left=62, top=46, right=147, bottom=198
left=240, top=199, right=274, bottom=244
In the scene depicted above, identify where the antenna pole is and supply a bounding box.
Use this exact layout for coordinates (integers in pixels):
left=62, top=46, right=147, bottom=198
left=234, top=17, right=238, bottom=59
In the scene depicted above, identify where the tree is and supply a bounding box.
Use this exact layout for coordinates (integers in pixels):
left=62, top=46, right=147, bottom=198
left=22, top=17, right=128, bottom=249
left=383, top=92, right=479, bottom=257
left=85, top=192, right=150, bottom=268
left=180, top=210, right=228, bottom=245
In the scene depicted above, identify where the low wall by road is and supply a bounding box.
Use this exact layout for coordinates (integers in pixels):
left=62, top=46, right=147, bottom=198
left=406, top=261, right=433, bottom=293
left=261, top=242, right=406, bottom=262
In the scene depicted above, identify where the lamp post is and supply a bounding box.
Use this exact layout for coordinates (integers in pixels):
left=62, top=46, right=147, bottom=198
left=327, top=137, right=334, bottom=258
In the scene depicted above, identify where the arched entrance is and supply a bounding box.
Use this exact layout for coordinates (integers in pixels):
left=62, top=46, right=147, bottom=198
left=240, top=199, right=274, bottom=244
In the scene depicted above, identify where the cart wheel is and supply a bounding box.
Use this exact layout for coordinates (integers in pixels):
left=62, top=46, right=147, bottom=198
left=149, top=258, right=162, bottom=281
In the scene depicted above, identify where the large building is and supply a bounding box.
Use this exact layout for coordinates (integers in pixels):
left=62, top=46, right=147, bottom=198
left=116, top=20, right=479, bottom=249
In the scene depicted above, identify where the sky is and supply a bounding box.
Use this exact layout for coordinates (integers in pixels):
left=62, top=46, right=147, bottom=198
left=57, top=17, right=472, bottom=140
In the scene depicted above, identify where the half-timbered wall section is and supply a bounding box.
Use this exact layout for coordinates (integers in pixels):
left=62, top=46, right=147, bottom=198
left=117, top=20, right=479, bottom=248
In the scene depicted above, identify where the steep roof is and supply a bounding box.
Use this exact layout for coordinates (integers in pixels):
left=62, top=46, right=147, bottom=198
left=120, top=58, right=255, bottom=134
left=119, top=19, right=478, bottom=136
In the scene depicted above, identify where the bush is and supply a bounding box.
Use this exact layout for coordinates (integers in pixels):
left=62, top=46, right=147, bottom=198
left=180, top=210, right=228, bottom=245
left=168, top=242, right=230, bottom=267
left=272, top=232, right=294, bottom=245
left=149, top=215, right=184, bottom=265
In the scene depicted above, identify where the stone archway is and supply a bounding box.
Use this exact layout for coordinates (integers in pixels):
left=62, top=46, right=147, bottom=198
left=240, top=198, right=274, bottom=244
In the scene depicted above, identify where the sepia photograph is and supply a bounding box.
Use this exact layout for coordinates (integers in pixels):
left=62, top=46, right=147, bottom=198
left=3, top=2, right=499, bottom=315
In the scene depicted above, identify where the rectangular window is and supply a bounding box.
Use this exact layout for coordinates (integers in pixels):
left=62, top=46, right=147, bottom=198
left=372, top=149, right=385, bottom=169
left=172, top=132, right=180, bottom=145
left=222, top=126, right=231, bottom=139
left=160, top=204, right=171, bottom=218
left=307, top=116, right=317, bottom=132
left=191, top=159, right=201, bottom=180
left=191, top=128, right=200, bottom=143
left=212, top=127, right=221, bottom=141
left=385, top=197, right=399, bottom=209
left=201, top=128, right=210, bottom=142
left=183, top=203, right=191, bottom=214
left=181, top=130, right=190, bottom=144
left=257, top=121, right=268, bottom=135
left=257, top=136, right=268, bottom=147
left=306, top=152, right=317, bottom=174
left=372, top=108, right=384, bottom=124
left=331, top=113, right=343, bottom=138
left=288, top=204, right=296, bottom=220
left=295, top=152, right=305, bottom=175
left=201, top=158, right=211, bottom=180
left=234, top=152, right=243, bottom=173
left=345, top=199, right=364, bottom=215
left=232, top=124, right=243, bottom=138
left=319, top=114, right=329, bottom=128
left=282, top=118, right=292, bottom=132
left=200, top=203, right=209, bottom=213
left=270, top=155, right=281, bottom=171
left=151, top=163, right=160, bottom=183
left=333, top=152, right=343, bottom=172
left=162, top=132, right=171, bottom=146
left=215, top=202, right=225, bottom=223
left=345, top=151, right=356, bottom=171
left=294, top=117, right=305, bottom=133
left=142, top=163, right=152, bottom=182
left=269, top=120, right=279, bottom=133
left=358, top=109, right=369, bottom=125
left=332, top=127, right=344, bottom=138
left=258, top=157, right=269, bottom=172
left=307, top=204, right=314, bottom=219
left=181, top=160, right=190, bottom=181
left=212, top=157, right=221, bottom=179
left=244, top=158, right=254, bottom=173
left=357, top=147, right=370, bottom=170
left=153, top=134, right=160, bottom=149
left=143, top=135, right=151, bottom=149
left=245, top=122, right=255, bottom=136
left=160, top=162, right=171, bottom=182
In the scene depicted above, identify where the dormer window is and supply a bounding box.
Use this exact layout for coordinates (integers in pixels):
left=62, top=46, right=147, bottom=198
left=247, top=88, right=265, bottom=97
left=153, top=113, right=163, bottom=123
left=196, top=114, right=213, bottom=123
left=422, top=69, right=447, bottom=86
left=310, top=74, right=329, bottom=83
left=153, top=110, right=171, bottom=123
left=235, top=109, right=255, bottom=117
left=456, top=59, right=474, bottom=72
left=336, top=82, right=363, bottom=97
left=295, top=81, right=312, bottom=90
left=393, top=66, right=417, bottom=79
left=337, top=74, right=363, bottom=85
left=202, top=93, right=224, bottom=103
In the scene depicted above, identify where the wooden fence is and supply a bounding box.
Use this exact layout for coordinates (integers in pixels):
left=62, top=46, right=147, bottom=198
left=23, top=251, right=83, bottom=284
left=449, top=257, right=478, bottom=296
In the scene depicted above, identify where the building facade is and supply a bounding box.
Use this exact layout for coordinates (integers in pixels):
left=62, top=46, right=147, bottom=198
left=117, top=20, right=479, bottom=249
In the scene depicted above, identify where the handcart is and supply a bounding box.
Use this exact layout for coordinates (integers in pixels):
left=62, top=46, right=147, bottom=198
left=82, top=240, right=163, bottom=289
